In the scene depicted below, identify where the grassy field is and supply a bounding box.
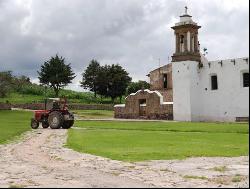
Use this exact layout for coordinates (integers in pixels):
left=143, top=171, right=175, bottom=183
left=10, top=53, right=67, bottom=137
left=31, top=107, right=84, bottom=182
left=73, top=110, right=114, bottom=119
left=67, top=121, right=249, bottom=162
left=0, top=110, right=249, bottom=162
left=0, top=110, right=32, bottom=144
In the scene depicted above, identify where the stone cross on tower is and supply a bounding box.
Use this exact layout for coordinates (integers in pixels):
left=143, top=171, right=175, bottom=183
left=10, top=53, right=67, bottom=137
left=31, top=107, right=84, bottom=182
left=185, top=6, right=188, bottom=15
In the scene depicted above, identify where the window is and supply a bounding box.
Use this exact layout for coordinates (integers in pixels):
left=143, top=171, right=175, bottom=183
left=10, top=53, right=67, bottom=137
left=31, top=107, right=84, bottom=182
left=180, top=35, right=185, bottom=43
left=163, top=74, right=168, bottom=89
left=243, top=72, right=249, bottom=87
left=139, top=99, right=146, bottom=106
left=211, top=75, right=218, bottom=90
left=180, top=35, right=185, bottom=52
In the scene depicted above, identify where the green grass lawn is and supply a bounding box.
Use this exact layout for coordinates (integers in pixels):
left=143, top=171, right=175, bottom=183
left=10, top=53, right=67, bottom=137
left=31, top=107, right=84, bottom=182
left=0, top=92, right=124, bottom=104
left=0, top=110, right=32, bottom=144
left=66, top=121, right=249, bottom=162
left=73, top=110, right=114, bottom=119
left=0, top=93, right=45, bottom=104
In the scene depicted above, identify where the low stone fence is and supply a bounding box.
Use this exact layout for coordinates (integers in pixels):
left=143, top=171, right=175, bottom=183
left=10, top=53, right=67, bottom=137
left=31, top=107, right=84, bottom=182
left=11, top=103, right=45, bottom=110
left=9, top=103, right=113, bottom=111
left=68, top=104, right=113, bottom=111
left=0, top=103, right=11, bottom=110
left=114, top=104, right=173, bottom=120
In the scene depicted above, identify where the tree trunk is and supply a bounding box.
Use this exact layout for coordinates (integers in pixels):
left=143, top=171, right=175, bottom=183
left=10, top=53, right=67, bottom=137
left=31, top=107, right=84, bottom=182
left=94, top=85, right=97, bottom=98
left=54, top=86, right=59, bottom=97
left=55, top=90, right=59, bottom=97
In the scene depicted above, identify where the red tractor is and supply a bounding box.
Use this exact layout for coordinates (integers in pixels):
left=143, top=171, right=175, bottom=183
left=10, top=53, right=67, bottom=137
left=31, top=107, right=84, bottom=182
left=31, top=98, right=74, bottom=129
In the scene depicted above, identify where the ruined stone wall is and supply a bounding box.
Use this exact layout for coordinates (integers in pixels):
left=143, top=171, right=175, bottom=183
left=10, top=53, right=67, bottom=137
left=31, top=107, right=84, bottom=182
left=158, top=89, right=173, bottom=102
left=149, top=64, right=173, bottom=91
left=114, top=90, right=173, bottom=120
left=148, top=64, right=173, bottom=102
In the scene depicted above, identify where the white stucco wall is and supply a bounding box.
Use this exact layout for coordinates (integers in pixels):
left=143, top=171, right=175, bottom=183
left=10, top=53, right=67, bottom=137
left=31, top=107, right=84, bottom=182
left=172, top=57, right=249, bottom=122
left=172, top=61, right=198, bottom=121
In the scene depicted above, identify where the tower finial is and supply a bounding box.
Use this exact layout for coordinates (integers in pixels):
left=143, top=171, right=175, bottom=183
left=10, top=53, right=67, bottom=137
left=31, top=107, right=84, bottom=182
left=185, top=6, right=188, bottom=14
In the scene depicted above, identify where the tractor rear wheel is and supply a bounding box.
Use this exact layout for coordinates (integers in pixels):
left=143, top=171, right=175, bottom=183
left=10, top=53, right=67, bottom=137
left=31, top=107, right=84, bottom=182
left=31, top=118, right=39, bottom=129
left=48, top=111, right=64, bottom=129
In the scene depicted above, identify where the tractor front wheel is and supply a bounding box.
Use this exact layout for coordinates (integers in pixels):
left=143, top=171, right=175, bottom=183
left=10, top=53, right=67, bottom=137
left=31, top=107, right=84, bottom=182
left=62, top=120, right=74, bottom=129
left=31, top=118, right=39, bottom=129
left=48, top=111, right=64, bottom=129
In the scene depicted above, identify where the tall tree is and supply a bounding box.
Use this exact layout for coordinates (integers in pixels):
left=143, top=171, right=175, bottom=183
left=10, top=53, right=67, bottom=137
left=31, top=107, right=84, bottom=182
left=0, top=71, right=13, bottom=98
left=95, top=65, right=109, bottom=99
left=80, top=60, right=101, bottom=98
left=38, top=55, right=76, bottom=97
left=106, top=64, right=132, bottom=103
left=127, top=80, right=150, bottom=95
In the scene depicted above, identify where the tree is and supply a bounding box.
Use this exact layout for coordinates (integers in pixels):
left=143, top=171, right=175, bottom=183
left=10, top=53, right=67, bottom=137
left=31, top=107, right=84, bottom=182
left=106, top=64, right=132, bottom=103
left=0, top=71, right=13, bottom=98
left=38, top=55, right=76, bottom=97
left=95, top=65, right=109, bottom=99
left=13, top=75, right=31, bottom=92
left=127, top=80, right=150, bottom=95
left=80, top=60, right=101, bottom=98
left=81, top=61, right=132, bottom=103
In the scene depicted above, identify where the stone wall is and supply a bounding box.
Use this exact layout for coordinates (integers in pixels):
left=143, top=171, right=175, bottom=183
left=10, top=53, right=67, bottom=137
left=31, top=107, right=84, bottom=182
left=158, top=89, right=173, bottom=102
left=149, top=64, right=173, bottom=91
left=69, top=104, right=113, bottom=110
left=0, top=103, right=11, bottom=110
left=148, top=64, right=173, bottom=102
left=12, top=103, right=45, bottom=110
left=114, top=90, right=173, bottom=120
left=6, top=103, right=113, bottom=111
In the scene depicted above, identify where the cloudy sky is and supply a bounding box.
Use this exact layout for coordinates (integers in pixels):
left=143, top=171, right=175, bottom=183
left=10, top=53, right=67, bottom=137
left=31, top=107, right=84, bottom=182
left=0, top=0, right=249, bottom=91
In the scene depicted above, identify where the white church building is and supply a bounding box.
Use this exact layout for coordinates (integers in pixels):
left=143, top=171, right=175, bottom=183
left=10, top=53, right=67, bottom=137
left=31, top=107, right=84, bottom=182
left=171, top=8, right=249, bottom=122
left=114, top=8, right=249, bottom=122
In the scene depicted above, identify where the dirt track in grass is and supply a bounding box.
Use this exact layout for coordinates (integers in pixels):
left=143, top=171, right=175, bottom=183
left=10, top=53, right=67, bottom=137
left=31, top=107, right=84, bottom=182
left=0, top=129, right=249, bottom=188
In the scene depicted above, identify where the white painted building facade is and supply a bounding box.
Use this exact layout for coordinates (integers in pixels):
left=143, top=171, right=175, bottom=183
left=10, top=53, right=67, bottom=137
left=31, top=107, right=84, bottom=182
left=171, top=9, right=249, bottom=122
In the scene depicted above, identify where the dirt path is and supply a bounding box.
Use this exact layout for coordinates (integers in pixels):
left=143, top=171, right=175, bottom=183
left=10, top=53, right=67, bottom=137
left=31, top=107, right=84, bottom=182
left=0, top=129, right=249, bottom=188
left=0, top=130, right=151, bottom=188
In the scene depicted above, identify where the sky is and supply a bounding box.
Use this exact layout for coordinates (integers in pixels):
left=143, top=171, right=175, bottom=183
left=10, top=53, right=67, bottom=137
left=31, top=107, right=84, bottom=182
left=0, top=0, right=249, bottom=91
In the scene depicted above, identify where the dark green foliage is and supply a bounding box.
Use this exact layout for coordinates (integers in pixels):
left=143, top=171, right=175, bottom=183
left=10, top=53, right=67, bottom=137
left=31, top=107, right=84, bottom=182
left=80, top=60, right=101, bottom=98
left=95, top=65, right=109, bottom=98
left=0, top=71, right=13, bottom=97
left=38, top=54, right=76, bottom=97
left=18, top=83, right=54, bottom=97
left=0, top=71, right=32, bottom=98
left=13, top=75, right=31, bottom=92
left=81, top=61, right=131, bottom=103
left=106, top=64, right=132, bottom=103
left=127, top=80, right=150, bottom=95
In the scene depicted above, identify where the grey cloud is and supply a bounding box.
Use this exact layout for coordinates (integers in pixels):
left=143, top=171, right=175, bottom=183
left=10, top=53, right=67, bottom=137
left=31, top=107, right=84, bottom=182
left=0, top=0, right=249, bottom=91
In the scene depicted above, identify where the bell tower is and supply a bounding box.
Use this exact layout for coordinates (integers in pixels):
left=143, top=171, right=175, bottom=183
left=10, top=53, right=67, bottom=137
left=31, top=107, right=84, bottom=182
left=171, top=7, right=201, bottom=62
